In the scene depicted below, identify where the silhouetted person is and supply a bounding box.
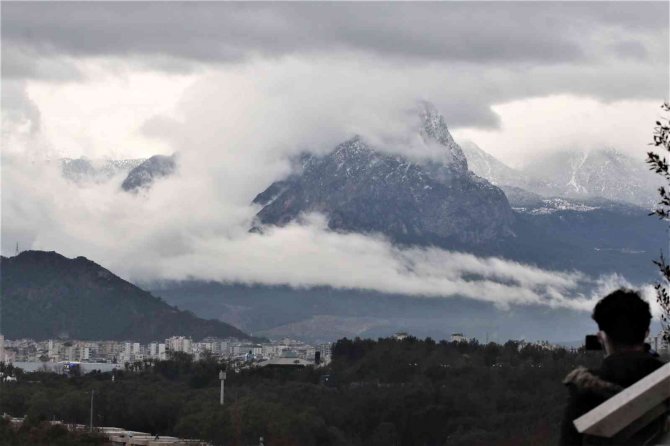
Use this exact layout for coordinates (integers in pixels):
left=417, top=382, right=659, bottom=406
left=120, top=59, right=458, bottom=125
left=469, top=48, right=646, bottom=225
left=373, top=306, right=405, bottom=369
left=559, top=288, right=665, bottom=446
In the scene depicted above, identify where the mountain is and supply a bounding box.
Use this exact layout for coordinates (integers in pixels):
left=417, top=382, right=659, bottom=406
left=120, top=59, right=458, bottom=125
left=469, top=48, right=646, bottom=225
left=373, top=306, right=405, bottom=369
left=121, top=154, right=176, bottom=192
left=521, top=149, right=661, bottom=207
left=60, top=158, right=145, bottom=184
left=458, top=141, right=550, bottom=204
left=0, top=250, right=251, bottom=342
left=254, top=103, right=515, bottom=246
left=459, top=140, right=527, bottom=189
left=459, top=141, right=661, bottom=208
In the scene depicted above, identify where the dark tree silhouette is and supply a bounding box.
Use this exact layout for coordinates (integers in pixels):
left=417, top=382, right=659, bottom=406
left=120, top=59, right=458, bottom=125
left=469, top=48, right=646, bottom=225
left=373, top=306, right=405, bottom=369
left=646, top=102, right=670, bottom=342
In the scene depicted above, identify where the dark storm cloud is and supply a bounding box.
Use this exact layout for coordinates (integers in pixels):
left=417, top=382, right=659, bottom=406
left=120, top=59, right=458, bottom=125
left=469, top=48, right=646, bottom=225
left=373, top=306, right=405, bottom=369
left=2, top=1, right=666, bottom=74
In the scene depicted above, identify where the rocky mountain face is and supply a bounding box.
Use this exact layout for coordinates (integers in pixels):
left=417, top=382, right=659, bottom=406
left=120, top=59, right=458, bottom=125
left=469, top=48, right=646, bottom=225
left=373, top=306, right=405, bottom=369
left=254, top=104, right=514, bottom=246
left=60, top=158, right=145, bottom=184
left=57, top=154, right=178, bottom=192
left=0, top=250, right=251, bottom=342
left=459, top=140, right=524, bottom=188
left=460, top=141, right=661, bottom=208
left=121, top=154, right=177, bottom=192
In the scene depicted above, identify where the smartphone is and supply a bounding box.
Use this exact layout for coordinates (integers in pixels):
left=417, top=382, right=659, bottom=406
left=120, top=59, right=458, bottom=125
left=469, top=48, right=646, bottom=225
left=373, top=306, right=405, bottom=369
left=585, top=334, right=602, bottom=351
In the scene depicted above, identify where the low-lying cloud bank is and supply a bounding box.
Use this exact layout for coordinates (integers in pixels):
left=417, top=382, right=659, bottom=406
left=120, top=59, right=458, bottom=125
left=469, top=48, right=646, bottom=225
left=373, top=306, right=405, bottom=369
left=125, top=216, right=649, bottom=314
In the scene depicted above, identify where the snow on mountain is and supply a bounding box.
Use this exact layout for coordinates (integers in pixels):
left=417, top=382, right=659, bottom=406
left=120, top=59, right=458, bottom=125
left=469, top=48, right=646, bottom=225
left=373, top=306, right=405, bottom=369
left=459, top=140, right=661, bottom=208
left=121, top=154, right=177, bottom=192
left=419, top=101, right=469, bottom=172
left=521, top=149, right=662, bottom=207
left=57, top=155, right=178, bottom=192
left=513, top=198, right=599, bottom=215
left=459, top=140, right=526, bottom=188
left=60, top=158, right=145, bottom=184
left=253, top=103, right=514, bottom=245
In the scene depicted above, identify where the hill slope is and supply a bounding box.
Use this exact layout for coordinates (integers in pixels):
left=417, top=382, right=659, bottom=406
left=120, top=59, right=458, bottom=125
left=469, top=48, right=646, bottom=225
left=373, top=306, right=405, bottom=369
left=0, top=251, right=251, bottom=342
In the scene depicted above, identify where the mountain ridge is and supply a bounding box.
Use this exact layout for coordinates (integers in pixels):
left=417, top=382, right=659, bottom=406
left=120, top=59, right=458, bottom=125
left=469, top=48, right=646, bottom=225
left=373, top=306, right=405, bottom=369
left=0, top=250, right=252, bottom=342
left=121, top=154, right=177, bottom=192
left=59, top=158, right=145, bottom=184
left=459, top=140, right=660, bottom=207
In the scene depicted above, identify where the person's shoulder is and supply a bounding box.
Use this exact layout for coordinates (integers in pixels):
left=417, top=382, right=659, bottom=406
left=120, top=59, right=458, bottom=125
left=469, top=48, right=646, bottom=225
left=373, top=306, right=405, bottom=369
left=617, top=351, right=665, bottom=367
left=649, top=356, right=666, bottom=373
left=562, top=366, right=623, bottom=398
left=600, top=351, right=665, bottom=386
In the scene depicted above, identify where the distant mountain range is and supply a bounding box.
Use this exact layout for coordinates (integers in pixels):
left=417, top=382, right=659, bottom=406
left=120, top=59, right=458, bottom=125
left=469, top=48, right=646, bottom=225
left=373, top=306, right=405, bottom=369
left=58, top=154, right=176, bottom=192
left=59, top=158, right=145, bottom=184
left=460, top=141, right=661, bottom=207
left=0, top=251, right=252, bottom=342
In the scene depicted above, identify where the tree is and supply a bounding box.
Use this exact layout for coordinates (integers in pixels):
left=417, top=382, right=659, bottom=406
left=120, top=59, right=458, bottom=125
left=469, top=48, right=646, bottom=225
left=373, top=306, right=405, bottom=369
left=645, top=102, right=670, bottom=342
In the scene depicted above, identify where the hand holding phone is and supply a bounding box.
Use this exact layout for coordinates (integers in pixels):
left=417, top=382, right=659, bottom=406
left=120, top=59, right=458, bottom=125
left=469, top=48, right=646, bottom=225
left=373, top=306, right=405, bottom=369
left=585, top=334, right=602, bottom=351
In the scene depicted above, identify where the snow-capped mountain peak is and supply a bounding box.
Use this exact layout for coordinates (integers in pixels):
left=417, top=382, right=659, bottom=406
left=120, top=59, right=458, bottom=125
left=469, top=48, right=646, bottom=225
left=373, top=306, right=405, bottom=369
left=418, top=101, right=468, bottom=172
left=253, top=104, right=514, bottom=245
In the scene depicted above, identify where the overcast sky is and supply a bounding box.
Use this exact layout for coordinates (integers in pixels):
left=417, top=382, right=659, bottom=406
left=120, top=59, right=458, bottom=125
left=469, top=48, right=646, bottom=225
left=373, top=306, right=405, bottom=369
left=1, top=2, right=668, bottom=313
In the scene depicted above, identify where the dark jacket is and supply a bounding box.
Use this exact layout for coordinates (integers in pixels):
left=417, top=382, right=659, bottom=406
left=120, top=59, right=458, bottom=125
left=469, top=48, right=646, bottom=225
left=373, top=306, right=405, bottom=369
left=559, top=351, right=665, bottom=446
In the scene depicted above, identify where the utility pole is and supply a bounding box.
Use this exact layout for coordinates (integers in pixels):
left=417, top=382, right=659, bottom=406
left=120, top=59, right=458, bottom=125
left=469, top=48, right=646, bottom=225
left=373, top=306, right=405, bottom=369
left=219, top=370, right=227, bottom=406
left=89, top=389, right=94, bottom=431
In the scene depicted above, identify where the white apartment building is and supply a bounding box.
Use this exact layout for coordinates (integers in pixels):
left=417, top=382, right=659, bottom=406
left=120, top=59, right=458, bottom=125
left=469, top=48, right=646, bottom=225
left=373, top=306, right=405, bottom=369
left=79, top=346, right=90, bottom=361
left=167, top=336, right=193, bottom=354
left=318, top=343, right=332, bottom=358
left=451, top=333, right=467, bottom=343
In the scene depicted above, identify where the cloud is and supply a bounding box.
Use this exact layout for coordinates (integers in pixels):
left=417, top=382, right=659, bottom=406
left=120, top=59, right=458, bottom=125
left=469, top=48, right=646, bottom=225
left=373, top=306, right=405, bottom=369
left=3, top=2, right=666, bottom=67
left=1, top=45, right=82, bottom=82
left=10, top=56, right=664, bottom=172
left=612, top=40, right=648, bottom=60
left=3, top=63, right=195, bottom=159
left=2, top=2, right=667, bottom=130
left=453, top=95, right=662, bottom=167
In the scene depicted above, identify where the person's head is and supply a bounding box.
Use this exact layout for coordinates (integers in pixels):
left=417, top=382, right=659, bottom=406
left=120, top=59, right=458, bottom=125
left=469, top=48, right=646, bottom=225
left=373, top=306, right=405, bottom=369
left=592, top=288, right=651, bottom=354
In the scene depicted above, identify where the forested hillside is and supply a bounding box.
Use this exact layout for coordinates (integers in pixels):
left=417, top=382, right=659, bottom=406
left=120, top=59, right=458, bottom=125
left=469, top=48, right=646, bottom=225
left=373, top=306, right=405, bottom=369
left=0, top=251, right=251, bottom=342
